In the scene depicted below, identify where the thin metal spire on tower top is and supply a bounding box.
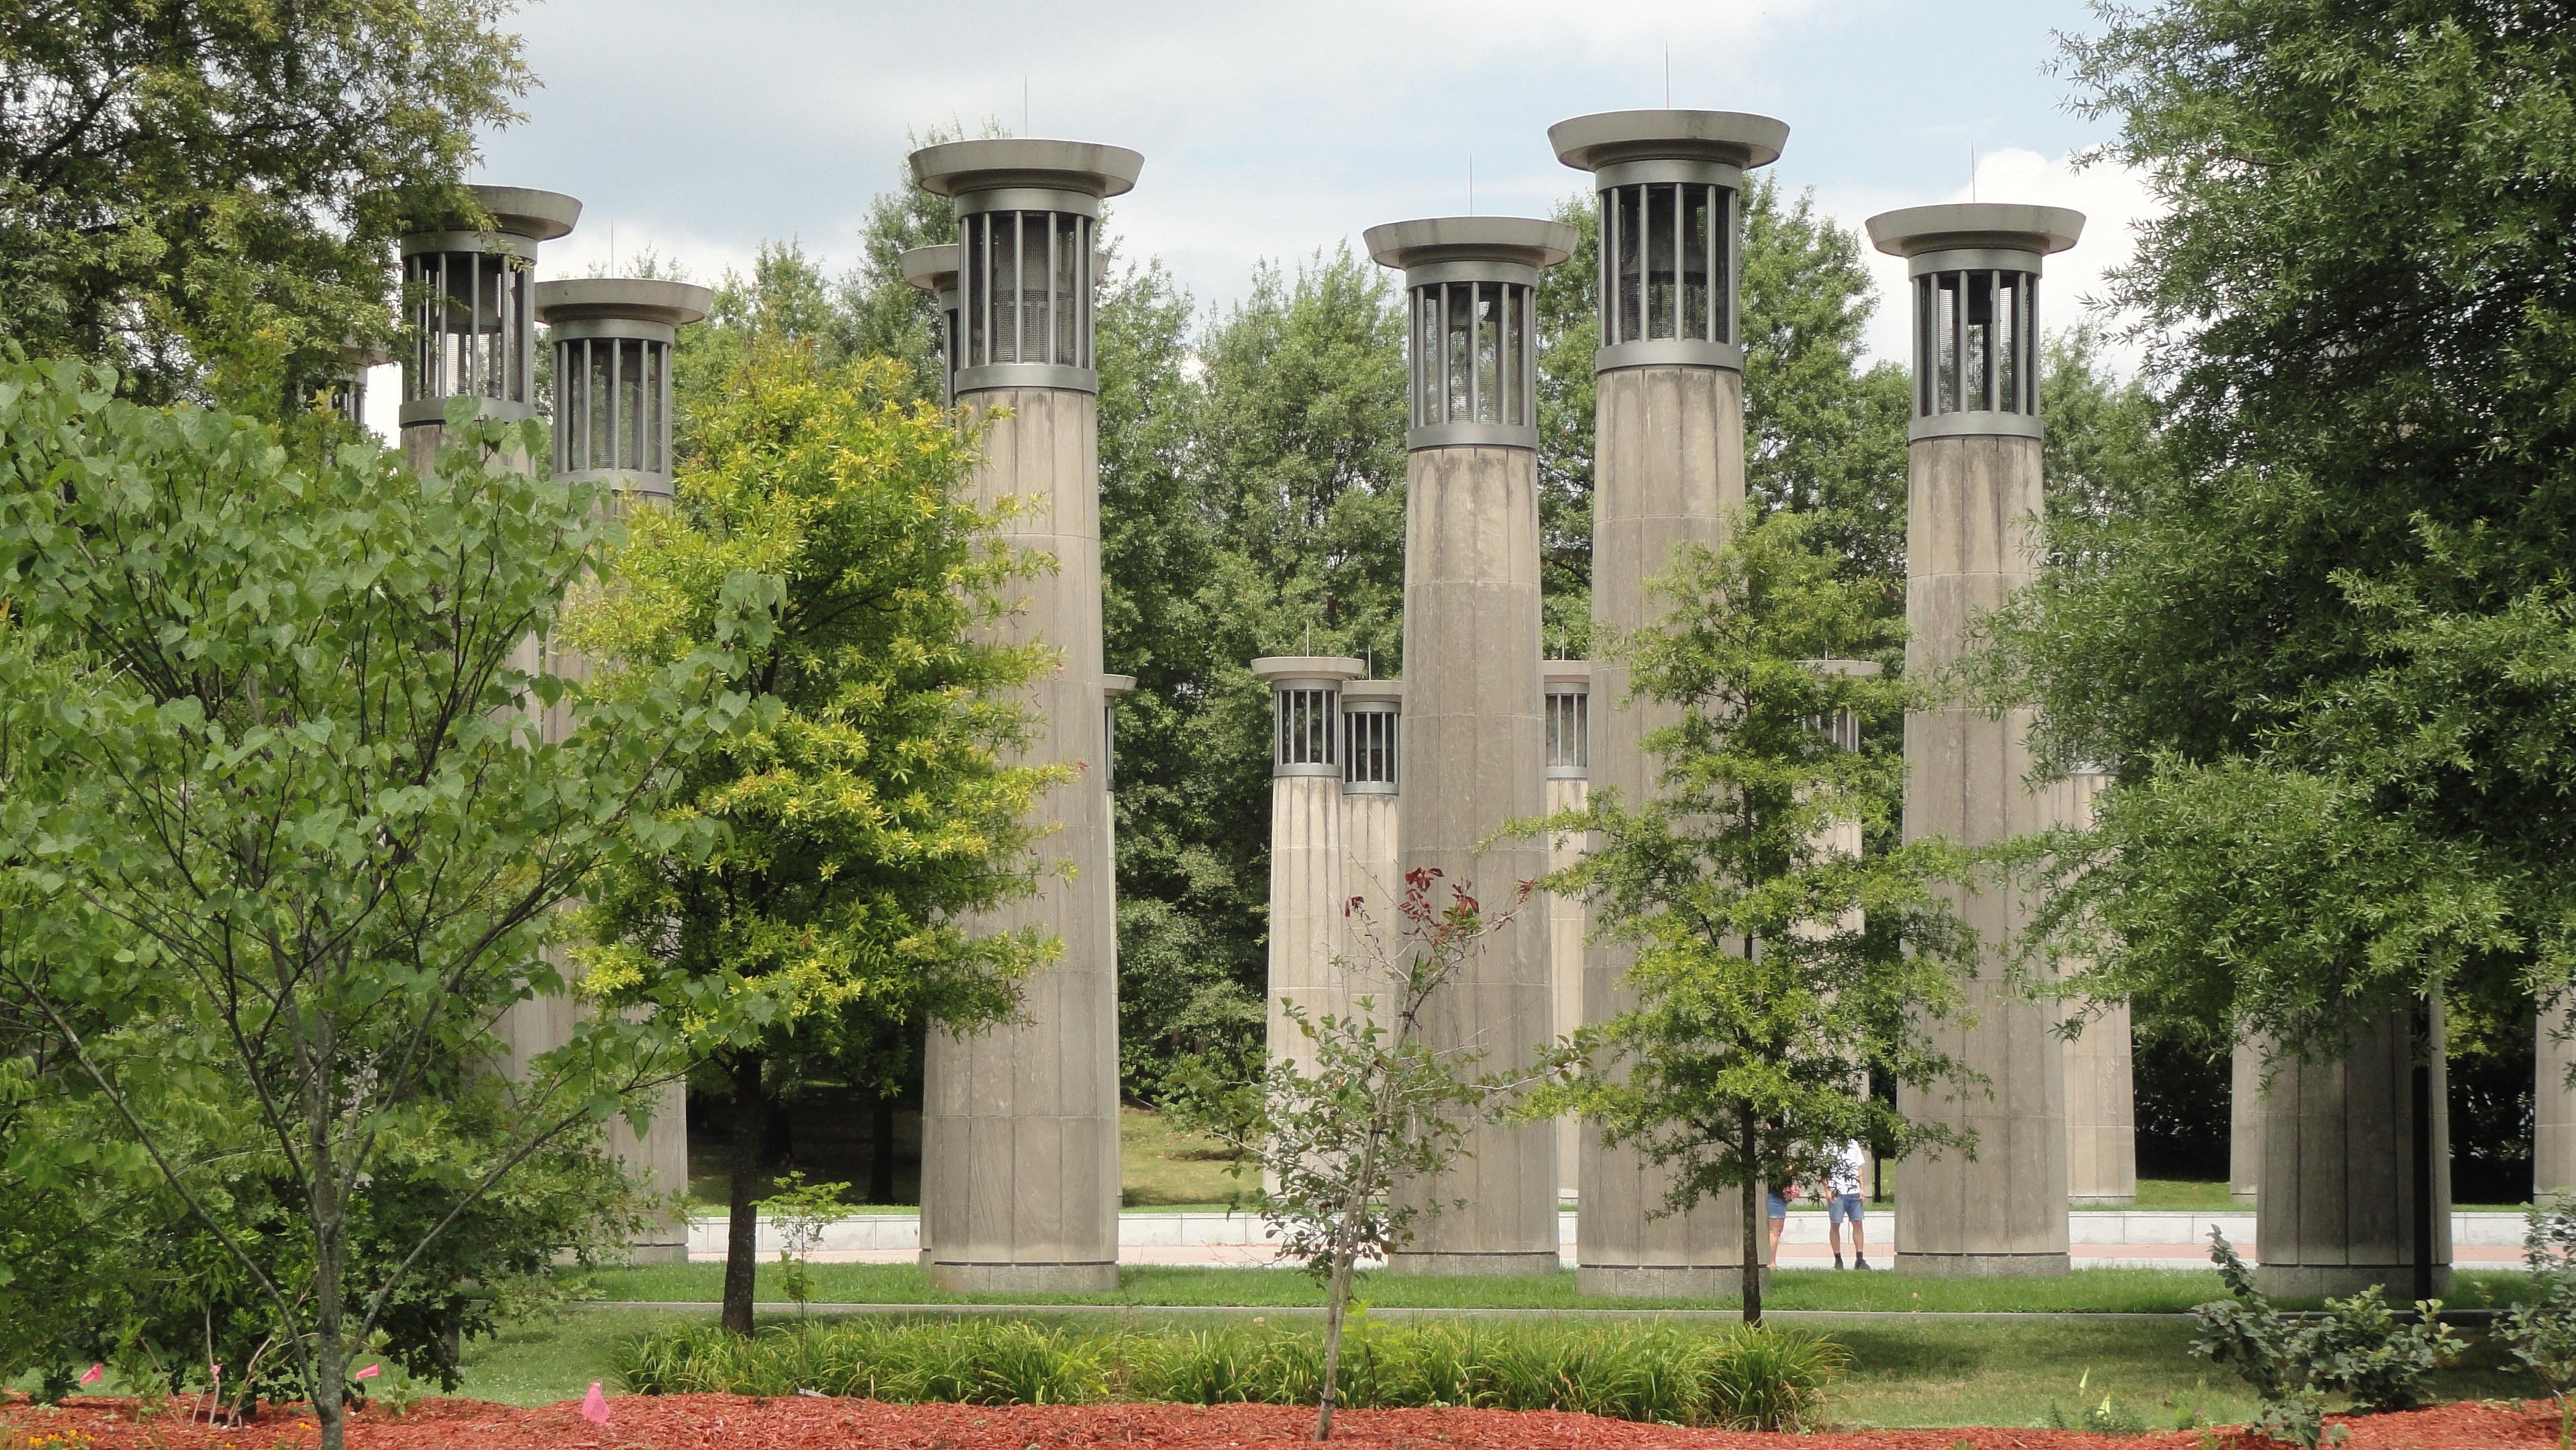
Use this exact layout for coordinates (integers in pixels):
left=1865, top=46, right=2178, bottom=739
left=1665, top=44, right=1670, bottom=106
left=1468, top=154, right=1474, bottom=215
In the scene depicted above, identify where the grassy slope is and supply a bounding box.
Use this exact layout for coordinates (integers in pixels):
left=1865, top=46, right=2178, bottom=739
left=579, top=1261, right=2534, bottom=1315
left=455, top=1308, right=2531, bottom=1430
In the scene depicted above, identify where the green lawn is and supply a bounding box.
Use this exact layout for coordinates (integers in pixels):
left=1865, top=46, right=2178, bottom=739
left=458, top=1305, right=2532, bottom=1430
left=1824, top=1318, right=2525, bottom=1429
left=1118, top=1106, right=1252, bottom=1207
left=576, top=1260, right=2537, bottom=1315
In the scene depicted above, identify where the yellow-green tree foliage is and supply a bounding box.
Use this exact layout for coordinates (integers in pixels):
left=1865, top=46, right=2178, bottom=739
left=570, top=345, right=1063, bottom=1331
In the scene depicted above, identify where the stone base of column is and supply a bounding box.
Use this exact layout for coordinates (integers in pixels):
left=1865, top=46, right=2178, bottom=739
left=1576, top=1264, right=1748, bottom=1297
left=621, top=1238, right=692, bottom=1266
left=2255, top=1264, right=2455, bottom=1300
left=924, top=1260, right=1120, bottom=1295
left=2068, top=1193, right=2136, bottom=1207
left=1386, top=1249, right=1560, bottom=1278
left=1894, top=1251, right=2072, bottom=1278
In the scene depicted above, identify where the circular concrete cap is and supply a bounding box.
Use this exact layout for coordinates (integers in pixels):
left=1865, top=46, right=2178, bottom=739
left=900, top=243, right=961, bottom=294
left=1865, top=203, right=2084, bottom=258
left=1802, top=657, right=1885, bottom=677
left=1543, top=660, right=1593, bottom=689
left=1341, top=679, right=1405, bottom=704
left=1103, top=673, right=1138, bottom=698
left=1364, top=217, right=1577, bottom=272
left=340, top=336, right=393, bottom=370
left=1548, top=110, right=1789, bottom=172
left=465, top=184, right=583, bottom=241
left=1250, top=656, right=1366, bottom=683
left=533, top=278, right=714, bottom=327
left=909, top=139, right=1143, bottom=199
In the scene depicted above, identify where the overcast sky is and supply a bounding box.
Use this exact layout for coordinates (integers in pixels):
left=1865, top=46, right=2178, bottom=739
left=371, top=0, right=2155, bottom=433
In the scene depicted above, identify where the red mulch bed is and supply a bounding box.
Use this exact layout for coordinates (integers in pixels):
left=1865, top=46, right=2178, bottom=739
left=1, top=1395, right=2561, bottom=1450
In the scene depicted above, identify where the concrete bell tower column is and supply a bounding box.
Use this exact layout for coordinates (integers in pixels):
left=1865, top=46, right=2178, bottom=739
left=2232, top=1048, right=2264, bottom=1202
left=1550, top=109, right=1785, bottom=1295
left=2540, top=1009, right=2576, bottom=1201
left=1365, top=215, right=1571, bottom=1277
left=1543, top=663, right=1591, bottom=1207
left=398, top=186, right=578, bottom=1065
left=910, top=138, right=1140, bottom=1294
left=899, top=243, right=962, bottom=406
left=2051, top=768, right=2137, bottom=1205
left=1868, top=203, right=2082, bottom=1278
left=398, top=186, right=579, bottom=476
left=533, top=276, right=714, bottom=1262
left=2257, top=1011, right=2451, bottom=1297
left=1252, top=657, right=1364, bottom=1070
left=1339, top=680, right=1405, bottom=942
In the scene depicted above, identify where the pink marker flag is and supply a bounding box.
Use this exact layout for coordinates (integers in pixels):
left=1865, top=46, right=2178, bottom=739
left=579, top=1381, right=610, bottom=1425
left=355, top=1364, right=381, bottom=1381
left=78, top=1364, right=102, bottom=1386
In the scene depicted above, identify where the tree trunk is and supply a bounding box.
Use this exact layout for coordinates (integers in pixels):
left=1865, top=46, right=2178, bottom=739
left=722, top=1053, right=767, bottom=1335
left=870, top=1091, right=898, bottom=1205
left=313, top=1308, right=347, bottom=1450
left=1740, top=1115, right=1764, bottom=1326
left=309, top=1025, right=350, bottom=1450
left=2412, top=999, right=2435, bottom=1304
left=1316, top=1234, right=1355, bottom=1441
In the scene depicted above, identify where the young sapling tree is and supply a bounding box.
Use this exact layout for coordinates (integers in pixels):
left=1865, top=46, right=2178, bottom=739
left=1248, top=867, right=1522, bottom=1441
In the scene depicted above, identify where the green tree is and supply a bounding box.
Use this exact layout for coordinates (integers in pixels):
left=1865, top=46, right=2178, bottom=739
left=1535, top=192, right=1600, bottom=653
left=1738, top=179, right=1913, bottom=606
left=1108, top=247, right=1408, bottom=1100
left=572, top=345, right=1060, bottom=1336
left=1527, top=508, right=1981, bottom=1324
left=0, top=364, right=736, bottom=1450
left=1249, top=868, right=1515, bottom=1441
left=0, top=1, right=530, bottom=403
left=1984, top=1, right=2576, bottom=1072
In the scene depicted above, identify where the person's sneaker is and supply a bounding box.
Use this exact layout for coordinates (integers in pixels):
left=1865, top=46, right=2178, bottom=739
left=1854, top=1255, right=1871, bottom=1271
left=1833, top=1253, right=1845, bottom=1270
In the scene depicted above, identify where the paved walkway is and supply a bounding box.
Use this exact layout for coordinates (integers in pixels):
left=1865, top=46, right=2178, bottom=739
left=685, top=1209, right=2527, bottom=1271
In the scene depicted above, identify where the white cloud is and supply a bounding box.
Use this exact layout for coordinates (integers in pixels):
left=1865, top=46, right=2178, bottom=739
left=477, top=0, right=1837, bottom=314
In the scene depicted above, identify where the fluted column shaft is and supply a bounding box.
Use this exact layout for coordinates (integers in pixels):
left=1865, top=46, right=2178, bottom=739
left=1269, top=772, right=1350, bottom=1070
left=2539, top=1009, right=2576, bottom=1201
left=2053, top=771, right=2135, bottom=1206
left=1389, top=443, right=1556, bottom=1276
left=2257, top=1009, right=2451, bottom=1298
left=1578, top=365, right=1746, bottom=1293
left=920, top=387, right=1120, bottom=1293
left=1896, top=433, right=2070, bottom=1276
left=1545, top=772, right=1589, bottom=1205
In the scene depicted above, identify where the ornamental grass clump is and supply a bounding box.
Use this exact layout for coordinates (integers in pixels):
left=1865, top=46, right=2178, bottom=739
left=615, top=1321, right=1110, bottom=1405
left=613, top=1318, right=1845, bottom=1429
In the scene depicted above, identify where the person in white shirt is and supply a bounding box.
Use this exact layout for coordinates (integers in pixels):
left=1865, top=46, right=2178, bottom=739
left=1823, top=1138, right=1868, bottom=1270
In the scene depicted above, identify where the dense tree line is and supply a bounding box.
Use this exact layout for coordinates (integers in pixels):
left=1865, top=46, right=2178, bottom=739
left=659, top=149, right=2157, bottom=1110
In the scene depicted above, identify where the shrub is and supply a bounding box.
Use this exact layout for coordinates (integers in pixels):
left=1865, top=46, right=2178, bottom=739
left=612, top=1317, right=1846, bottom=1427
left=2188, top=1231, right=2464, bottom=1448
left=2500, top=1196, right=2576, bottom=1450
